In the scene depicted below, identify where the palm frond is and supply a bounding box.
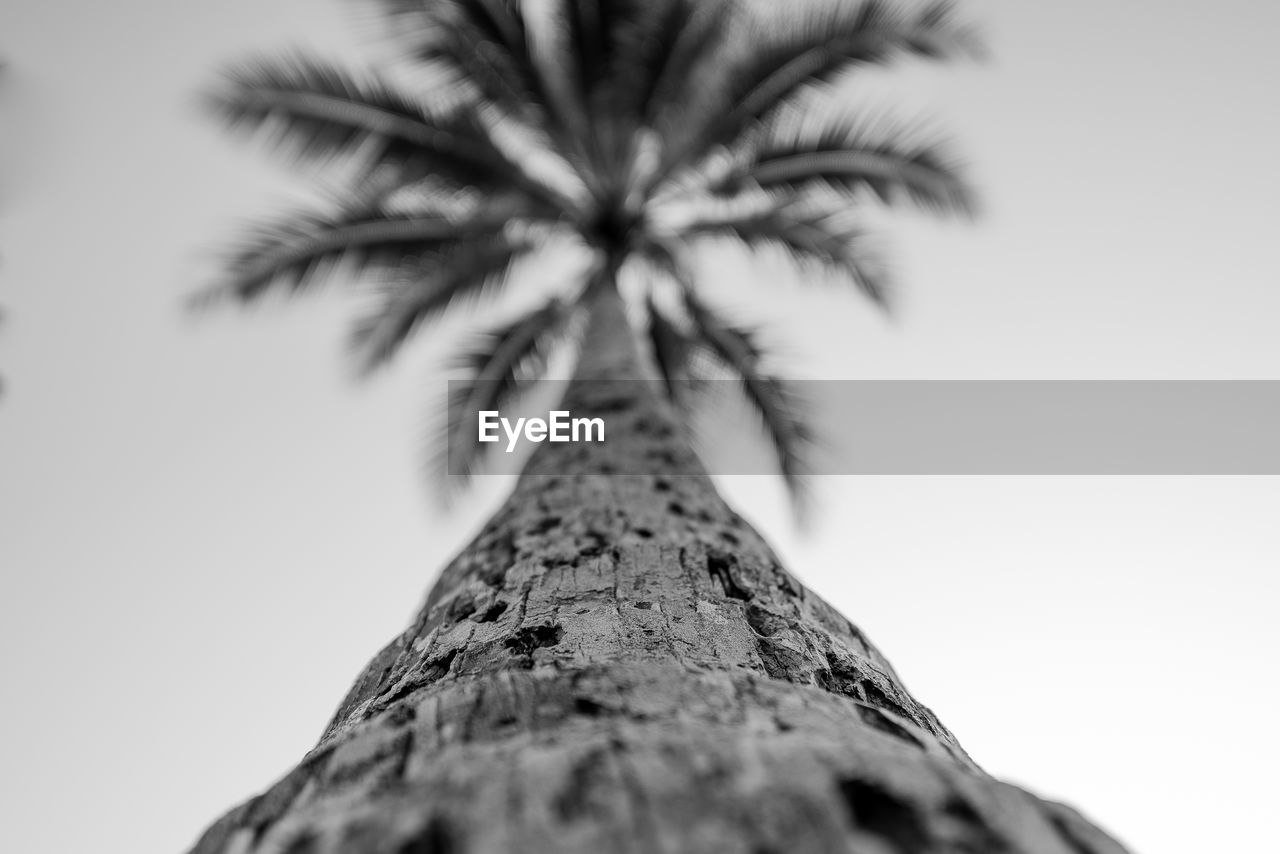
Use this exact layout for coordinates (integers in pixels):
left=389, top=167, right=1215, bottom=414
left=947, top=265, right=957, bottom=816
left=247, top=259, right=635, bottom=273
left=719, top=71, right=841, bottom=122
left=596, top=0, right=734, bottom=190
left=522, top=0, right=601, bottom=168
left=629, top=0, right=732, bottom=131
left=441, top=297, right=575, bottom=484
left=366, top=0, right=599, bottom=186
left=194, top=203, right=517, bottom=306
left=556, top=0, right=648, bottom=172
left=645, top=293, right=694, bottom=401
left=365, top=0, right=536, bottom=109
left=683, top=292, right=813, bottom=507
left=712, top=110, right=976, bottom=216
left=349, top=234, right=537, bottom=373
left=555, top=0, right=722, bottom=176
left=652, top=0, right=980, bottom=189
left=208, top=52, right=571, bottom=211
left=680, top=204, right=892, bottom=307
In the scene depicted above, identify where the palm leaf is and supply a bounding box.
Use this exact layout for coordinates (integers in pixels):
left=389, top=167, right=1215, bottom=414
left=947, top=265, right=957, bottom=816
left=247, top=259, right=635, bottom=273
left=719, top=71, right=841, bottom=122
left=367, top=0, right=599, bottom=186
left=522, top=0, right=601, bottom=170
left=441, top=297, right=575, bottom=483
left=652, top=0, right=979, bottom=189
left=680, top=203, right=892, bottom=307
left=349, top=234, right=537, bottom=373
left=195, top=203, right=517, bottom=306
left=556, top=0, right=642, bottom=172
left=599, top=0, right=733, bottom=190
left=557, top=0, right=716, bottom=174
left=365, top=0, right=537, bottom=112
left=683, top=292, right=812, bottom=508
left=712, top=110, right=976, bottom=216
left=629, top=0, right=731, bottom=132
left=645, top=293, right=694, bottom=401
left=208, top=52, right=570, bottom=211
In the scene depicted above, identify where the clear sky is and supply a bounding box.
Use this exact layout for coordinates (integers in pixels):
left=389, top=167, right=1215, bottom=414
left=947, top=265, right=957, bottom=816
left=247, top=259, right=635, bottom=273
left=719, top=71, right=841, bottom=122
left=2, top=1, right=1278, bottom=852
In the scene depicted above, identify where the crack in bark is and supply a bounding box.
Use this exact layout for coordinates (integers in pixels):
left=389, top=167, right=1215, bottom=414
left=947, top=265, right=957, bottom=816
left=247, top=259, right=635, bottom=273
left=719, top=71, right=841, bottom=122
left=446, top=594, right=477, bottom=622
left=573, top=696, right=610, bottom=717
left=856, top=705, right=927, bottom=751
left=397, top=817, right=458, bottom=854
left=281, top=830, right=318, bottom=854
left=706, top=549, right=752, bottom=601
left=817, top=652, right=916, bottom=721
left=503, top=624, right=565, bottom=665
left=378, top=650, right=458, bottom=710
left=838, top=778, right=928, bottom=854
left=942, top=796, right=1011, bottom=853
left=528, top=515, right=562, bottom=535
left=474, top=601, right=508, bottom=623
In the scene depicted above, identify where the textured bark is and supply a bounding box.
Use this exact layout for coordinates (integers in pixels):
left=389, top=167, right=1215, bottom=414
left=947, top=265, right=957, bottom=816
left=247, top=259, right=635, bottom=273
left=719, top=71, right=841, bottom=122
left=188, top=287, right=1132, bottom=854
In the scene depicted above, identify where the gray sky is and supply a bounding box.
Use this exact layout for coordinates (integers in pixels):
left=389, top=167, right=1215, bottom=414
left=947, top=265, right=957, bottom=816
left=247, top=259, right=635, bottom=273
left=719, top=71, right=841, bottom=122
left=3, top=1, right=1278, bottom=852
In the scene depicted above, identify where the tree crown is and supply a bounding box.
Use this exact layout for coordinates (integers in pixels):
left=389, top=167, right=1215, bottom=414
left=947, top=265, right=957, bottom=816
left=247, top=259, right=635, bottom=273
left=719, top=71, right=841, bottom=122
left=201, top=0, right=979, bottom=504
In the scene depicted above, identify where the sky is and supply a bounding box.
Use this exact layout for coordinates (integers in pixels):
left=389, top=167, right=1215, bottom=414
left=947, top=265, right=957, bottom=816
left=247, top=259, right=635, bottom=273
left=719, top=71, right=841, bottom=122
left=2, top=1, right=1279, bottom=852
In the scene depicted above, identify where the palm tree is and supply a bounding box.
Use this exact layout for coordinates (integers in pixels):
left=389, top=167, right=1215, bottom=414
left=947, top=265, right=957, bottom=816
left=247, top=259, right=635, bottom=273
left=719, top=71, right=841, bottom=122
left=189, top=2, right=1131, bottom=852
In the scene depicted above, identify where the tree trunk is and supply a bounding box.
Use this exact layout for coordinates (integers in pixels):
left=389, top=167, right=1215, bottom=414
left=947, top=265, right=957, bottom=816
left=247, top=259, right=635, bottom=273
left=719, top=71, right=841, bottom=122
left=188, top=284, right=1132, bottom=854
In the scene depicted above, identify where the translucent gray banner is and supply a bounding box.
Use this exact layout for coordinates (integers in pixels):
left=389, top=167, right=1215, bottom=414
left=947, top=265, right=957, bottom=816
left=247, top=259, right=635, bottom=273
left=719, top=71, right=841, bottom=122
left=446, top=380, right=1280, bottom=475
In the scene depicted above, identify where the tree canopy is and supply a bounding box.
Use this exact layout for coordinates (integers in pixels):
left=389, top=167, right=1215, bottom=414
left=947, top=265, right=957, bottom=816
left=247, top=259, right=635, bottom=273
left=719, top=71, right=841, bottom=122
left=201, top=0, right=979, bottom=501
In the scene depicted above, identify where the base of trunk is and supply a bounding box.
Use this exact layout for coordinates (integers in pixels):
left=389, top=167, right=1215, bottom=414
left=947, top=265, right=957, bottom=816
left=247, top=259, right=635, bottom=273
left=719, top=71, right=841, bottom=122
left=193, top=663, right=1124, bottom=854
